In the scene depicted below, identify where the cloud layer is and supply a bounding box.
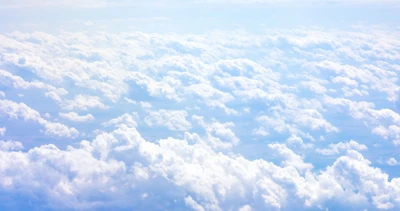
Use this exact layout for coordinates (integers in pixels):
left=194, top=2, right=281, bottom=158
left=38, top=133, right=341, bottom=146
left=0, top=23, right=400, bottom=210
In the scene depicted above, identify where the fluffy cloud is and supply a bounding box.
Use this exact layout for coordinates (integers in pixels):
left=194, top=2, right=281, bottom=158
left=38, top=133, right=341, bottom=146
left=387, top=158, right=399, bottom=166
left=0, top=127, right=5, bottom=136
left=0, top=99, right=79, bottom=138
left=144, top=109, right=191, bottom=131
left=0, top=140, right=23, bottom=151
left=140, top=101, right=153, bottom=109
left=316, top=140, right=367, bottom=155
left=0, top=21, right=400, bottom=210
left=59, top=112, right=95, bottom=122
left=0, top=123, right=399, bottom=210
left=62, top=95, right=109, bottom=111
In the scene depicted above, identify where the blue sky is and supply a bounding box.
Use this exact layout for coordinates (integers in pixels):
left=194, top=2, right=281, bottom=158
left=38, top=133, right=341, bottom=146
left=0, top=0, right=400, bottom=210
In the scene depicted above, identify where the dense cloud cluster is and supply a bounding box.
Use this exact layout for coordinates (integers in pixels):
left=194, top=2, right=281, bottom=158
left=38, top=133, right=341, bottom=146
left=0, top=24, right=400, bottom=210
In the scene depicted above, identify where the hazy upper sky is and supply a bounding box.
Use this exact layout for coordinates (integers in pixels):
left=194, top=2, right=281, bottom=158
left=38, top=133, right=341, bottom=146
left=0, top=0, right=400, bottom=210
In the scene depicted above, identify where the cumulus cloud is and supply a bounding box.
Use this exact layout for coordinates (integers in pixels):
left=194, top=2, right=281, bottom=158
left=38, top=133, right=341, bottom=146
left=0, top=123, right=399, bottom=210
left=0, top=69, right=68, bottom=98
left=102, top=113, right=138, bottom=128
left=0, top=127, right=6, bottom=136
left=0, top=99, right=79, bottom=138
left=140, top=101, right=153, bottom=109
left=0, top=140, right=23, bottom=151
left=316, top=140, right=367, bottom=155
left=59, top=112, right=95, bottom=122
left=387, top=158, right=399, bottom=166
left=186, top=83, right=238, bottom=115
left=124, top=97, right=137, bottom=105
left=144, top=109, right=191, bottom=131
left=192, top=115, right=240, bottom=149
left=62, top=95, right=109, bottom=111
left=0, top=21, right=400, bottom=211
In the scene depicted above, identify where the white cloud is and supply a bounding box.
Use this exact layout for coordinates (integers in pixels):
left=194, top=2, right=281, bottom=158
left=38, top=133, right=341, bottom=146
left=292, top=109, right=339, bottom=133
left=252, top=126, right=269, bottom=137
left=0, top=124, right=397, bottom=210
left=0, top=99, right=79, bottom=138
left=0, top=69, right=68, bottom=98
left=127, top=72, right=181, bottom=101
left=185, top=196, right=205, bottom=211
left=193, top=115, right=240, bottom=149
left=0, top=23, right=400, bottom=211
left=287, top=134, right=313, bottom=149
left=324, top=96, right=400, bottom=141
left=44, top=113, right=51, bottom=118
left=63, top=95, right=109, bottom=111
left=59, top=112, right=94, bottom=122
left=140, top=101, right=153, bottom=109
left=102, top=113, right=138, bottom=128
left=0, top=99, right=41, bottom=120
left=186, top=83, right=238, bottom=115
left=387, top=158, right=399, bottom=166
left=269, top=143, right=314, bottom=173
left=144, top=109, right=191, bottom=131
left=300, top=81, right=327, bottom=94
left=0, top=140, right=23, bottom=151
left=238, top=205, right=252, bottom=211
left=332, top=76, right=359, bottom=87
left=316, top=140, right=367, bottom=155
left=124, top=97, right=137, bottom=105
left=0, top=127, right=5, bottom=136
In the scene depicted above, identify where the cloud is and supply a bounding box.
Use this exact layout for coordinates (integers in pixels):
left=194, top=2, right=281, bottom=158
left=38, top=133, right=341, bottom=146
left=59, top=112, right=95, bottom=122
left=0, top=99, right=79, bottom=138
left=102, top=113, right=138, bottom=128
left=0, top=69, right=68, bottom=98
left=192, top=115, right=240, bottom=149
left=0, top=23, right=400, bottom=210
left=387, top=158, right=399, bottom=166
left=124, top=97, right=137, bottom=105
left=269, top=143, right=314, bottom=173
left=126, top=72, right=181, bottom=101
left=0, top=123, right=399, bottom=210
left=252, top=126, right=269, bottom=137
left=185, top=196, right=206, bottom=211
left=140, top=101, right=153, bottom=109
left=323, top=96, right=400, bottom=140
left=0, top=140, right=23, bottom=151
left=332, top=76, right=359, bottom=87
left=186, top=83, right=238, bottom=115
left=238, top=205, right=252, bottom=211
left=144, top=109, right=191, bottom=131
left=316, top=140, right=367, bottom=155
left=286, top=134, right=313, bottom=149
left=300, top=81, right=327, bottom=94
left=0, top=127, right=5, bottom=136
left=62, top=95, right=109, bottom=111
